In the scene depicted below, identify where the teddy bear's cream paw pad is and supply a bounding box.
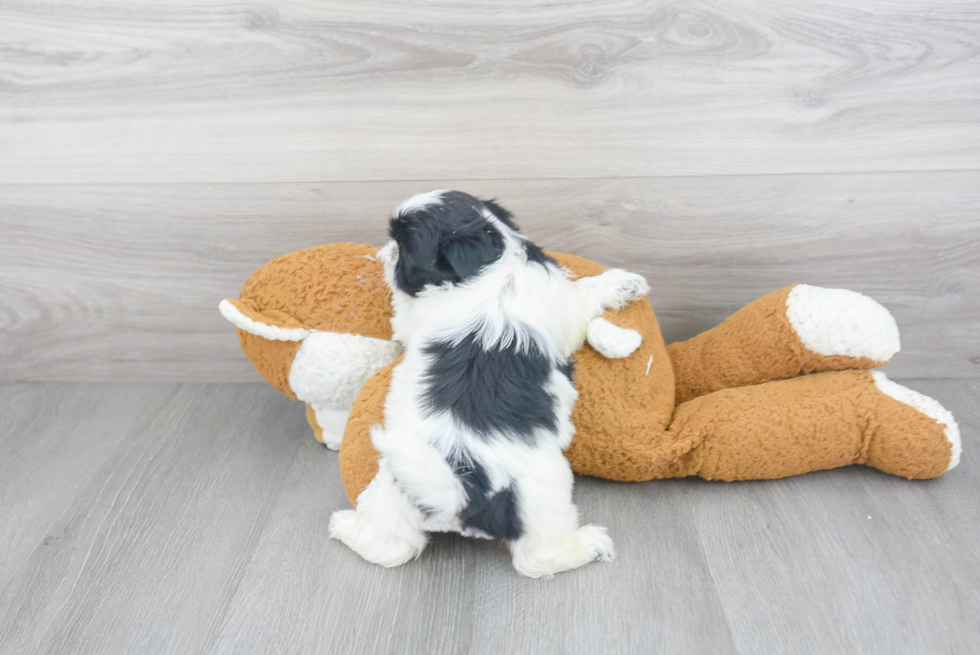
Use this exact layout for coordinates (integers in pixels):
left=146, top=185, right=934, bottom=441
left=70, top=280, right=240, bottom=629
left=587, top=317, right=642, bottom=359
left=510, top=525, right=615, bottom=578
left=329, top=510, right=426, bottom=568
left=785, top=285, right=900, bottom=363
left=871, top=372, right=961, bottom=472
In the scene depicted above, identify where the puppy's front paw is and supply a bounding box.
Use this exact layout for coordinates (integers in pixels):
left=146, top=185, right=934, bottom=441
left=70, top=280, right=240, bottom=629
left=595, top=269, right=650, bottom=310
left=329, top=510, right=425, bottom=568
left=612, top=270, right=650, bottom=303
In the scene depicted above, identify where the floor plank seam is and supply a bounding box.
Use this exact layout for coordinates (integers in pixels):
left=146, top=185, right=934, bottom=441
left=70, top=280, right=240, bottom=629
left=681, top=487, right=743, bottom=655
left=3, top=166, right=980, bottom=188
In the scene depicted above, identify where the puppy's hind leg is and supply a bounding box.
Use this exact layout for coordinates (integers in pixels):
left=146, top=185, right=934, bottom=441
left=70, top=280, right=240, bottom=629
left=507, top=449, right=615, bottom=578
left=329, top=460, right=428, bottom=568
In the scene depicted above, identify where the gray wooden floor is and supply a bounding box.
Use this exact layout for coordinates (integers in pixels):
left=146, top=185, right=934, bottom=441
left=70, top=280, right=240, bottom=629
left=1, top=379, right=977, bottom=655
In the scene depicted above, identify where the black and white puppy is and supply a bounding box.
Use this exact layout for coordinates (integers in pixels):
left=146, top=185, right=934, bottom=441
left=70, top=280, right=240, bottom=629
left=329, top=190, right=649, bottom=577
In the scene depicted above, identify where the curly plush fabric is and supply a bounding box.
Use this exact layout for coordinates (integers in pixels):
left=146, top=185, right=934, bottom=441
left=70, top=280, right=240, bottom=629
left=222, top=245, right=960, bottom=507
left=231, top=242, right=393, bottom=339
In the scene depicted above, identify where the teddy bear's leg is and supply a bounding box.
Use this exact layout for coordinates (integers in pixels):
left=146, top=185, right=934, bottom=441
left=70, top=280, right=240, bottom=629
left=305, top=404, right=324, bottom=443
left=507, top=445, right=615, bottom=578
left=864, top=371, right=961, bottom=476
left=667, top=285, right=900, bottom=405
left=328, top=460, right=429, bottom=568
left=304, top=404, right=350, bottom=449
left=664, top=370, right=959, bottom=481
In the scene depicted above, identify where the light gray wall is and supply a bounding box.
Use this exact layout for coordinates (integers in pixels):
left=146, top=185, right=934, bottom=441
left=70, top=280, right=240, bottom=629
left=1, top=1, right=978, bottom=381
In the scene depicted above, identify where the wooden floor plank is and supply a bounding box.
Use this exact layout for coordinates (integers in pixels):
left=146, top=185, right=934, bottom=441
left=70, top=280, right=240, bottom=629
left=865, top=378, right=980, bottom=654
left=205, top=439, right=476, bottom=655
left=687, top=378, right=980, bottom=655
left=1, top=0, right=978, bottom=183
left=0, top=383, right=179, bottom=591
left=0, top=380, right=975, bottom=654
left=2, top=172, right=977, bottom=382
left=0, top=384, right=306, bottom=655
left=209, top=450, right=736, bottom=655
left=466, top=477, right=737, bottom=655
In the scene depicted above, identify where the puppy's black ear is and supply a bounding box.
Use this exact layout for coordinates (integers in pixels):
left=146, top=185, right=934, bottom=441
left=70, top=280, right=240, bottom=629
left=440, top=227, right=504, bottom=283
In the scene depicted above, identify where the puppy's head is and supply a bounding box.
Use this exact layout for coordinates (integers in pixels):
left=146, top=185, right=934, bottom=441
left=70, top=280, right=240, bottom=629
left=380, top=190, right=512, bottom=297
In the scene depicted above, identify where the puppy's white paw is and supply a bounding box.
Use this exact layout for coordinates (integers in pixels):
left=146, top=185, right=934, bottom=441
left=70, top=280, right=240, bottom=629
left=574, top=524, right=616, bottom=562
left=614, top=270, right=651, bottom=303
left=511, top=525, right=616, bottom=578
left=587, top=317, right=642, bottom=358
left=329, top=509, right=426, bottom=568
left=596, top=269, right=650, bottom=310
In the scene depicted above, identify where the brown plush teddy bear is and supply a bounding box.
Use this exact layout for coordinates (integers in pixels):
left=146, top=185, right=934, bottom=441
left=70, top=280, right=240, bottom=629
left=220, top=242, right=961, bottom=506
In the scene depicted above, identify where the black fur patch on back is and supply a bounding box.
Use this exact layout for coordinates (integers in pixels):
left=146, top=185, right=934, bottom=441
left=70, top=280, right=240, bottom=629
left=390, top=191, right=505, bottom=296
left=450, top=456, right=523, bottom=540
left=422, top=333, right=557, bottom=441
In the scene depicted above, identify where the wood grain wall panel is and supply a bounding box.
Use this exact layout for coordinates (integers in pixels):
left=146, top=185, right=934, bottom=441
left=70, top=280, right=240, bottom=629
left=1, top=172, right=976, bottom=381
left=1, top=0, right=978, bottom=183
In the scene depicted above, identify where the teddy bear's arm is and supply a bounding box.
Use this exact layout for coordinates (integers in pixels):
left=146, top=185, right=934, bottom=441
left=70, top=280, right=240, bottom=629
left=666, top=285, right=900, bottom=406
